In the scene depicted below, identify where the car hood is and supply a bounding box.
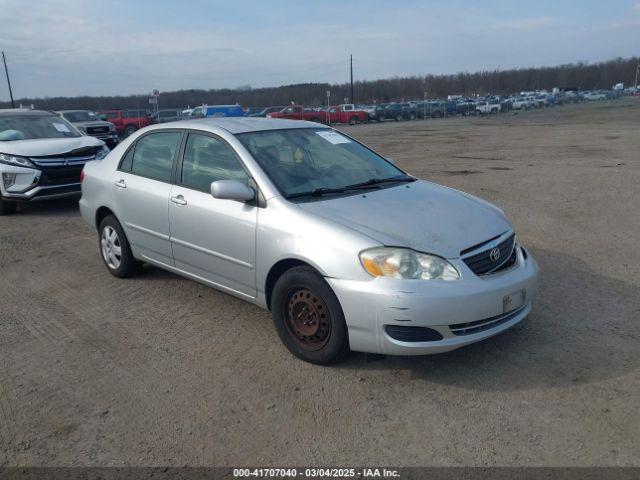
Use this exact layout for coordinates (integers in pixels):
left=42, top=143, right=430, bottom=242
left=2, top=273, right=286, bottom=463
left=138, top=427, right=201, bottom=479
left=73, top=120, right=113, bottom=128
left=0, top=136, right=104, bottom=157
left=297, top=180, right=512, bottom=259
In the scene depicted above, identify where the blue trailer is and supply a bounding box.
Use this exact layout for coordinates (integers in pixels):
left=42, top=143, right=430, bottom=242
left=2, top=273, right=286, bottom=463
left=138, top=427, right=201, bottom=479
left=191, top=104, right=245, bottom=118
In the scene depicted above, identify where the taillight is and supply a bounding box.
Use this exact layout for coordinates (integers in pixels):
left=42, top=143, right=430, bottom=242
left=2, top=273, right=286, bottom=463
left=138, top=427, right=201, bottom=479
left=80, top=169, right=85, bottom=183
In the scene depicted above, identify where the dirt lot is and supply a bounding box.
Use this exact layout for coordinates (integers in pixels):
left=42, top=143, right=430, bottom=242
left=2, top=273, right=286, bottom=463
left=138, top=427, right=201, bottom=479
left=1, top=100, right=639, bottom=467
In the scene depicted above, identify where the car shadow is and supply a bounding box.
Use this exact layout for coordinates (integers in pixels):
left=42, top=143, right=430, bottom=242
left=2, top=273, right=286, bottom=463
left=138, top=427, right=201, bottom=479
left=13, top=197, right=80, bottom=218
left=338, top=247, right=640, bottom=392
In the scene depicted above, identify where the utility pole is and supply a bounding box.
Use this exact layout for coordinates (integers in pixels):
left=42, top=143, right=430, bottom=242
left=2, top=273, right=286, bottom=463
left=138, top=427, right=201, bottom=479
left=635, top=61, right=639, bottom=96
left=326, top=90, right=331, bottom=125
left=2, top=51, right=15, bottom=108
left=350, top=54, right=354, bottom=105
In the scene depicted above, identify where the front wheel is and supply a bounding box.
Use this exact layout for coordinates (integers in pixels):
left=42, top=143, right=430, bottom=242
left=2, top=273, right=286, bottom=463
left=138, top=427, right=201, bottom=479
left=271, top=266, right=350, bottom=364
left=99, top=215, right=142, bottom=278
left=124, top=125, right=137, bottom=137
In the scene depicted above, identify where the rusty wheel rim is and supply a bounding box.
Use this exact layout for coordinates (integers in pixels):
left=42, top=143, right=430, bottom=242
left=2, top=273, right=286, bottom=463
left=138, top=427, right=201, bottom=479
left=284, top=287, right=331, bottom=351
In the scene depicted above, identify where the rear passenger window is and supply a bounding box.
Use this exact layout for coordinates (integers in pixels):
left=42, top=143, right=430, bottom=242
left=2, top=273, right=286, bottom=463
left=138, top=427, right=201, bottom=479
left=130, top=132, right=181, bottom=182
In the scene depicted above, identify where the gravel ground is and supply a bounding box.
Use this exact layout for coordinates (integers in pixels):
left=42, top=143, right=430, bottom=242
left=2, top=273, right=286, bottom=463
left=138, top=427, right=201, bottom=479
left=1, top=99, right=638, bottom=467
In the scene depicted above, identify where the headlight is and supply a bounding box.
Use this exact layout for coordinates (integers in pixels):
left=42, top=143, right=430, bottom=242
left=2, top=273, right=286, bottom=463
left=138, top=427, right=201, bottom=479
left=360, top=247, right=460, bottom=280
left=0, top=153, right=35, bottom=169
left=95, top=145, right=110, bottom=160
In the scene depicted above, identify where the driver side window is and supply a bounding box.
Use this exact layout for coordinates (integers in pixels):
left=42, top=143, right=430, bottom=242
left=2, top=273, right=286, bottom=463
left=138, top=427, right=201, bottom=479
left=181, top=133, right=249, bottom=193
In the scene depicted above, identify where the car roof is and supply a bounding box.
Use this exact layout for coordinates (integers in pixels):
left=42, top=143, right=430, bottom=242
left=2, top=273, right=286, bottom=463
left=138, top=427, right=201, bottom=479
left=57, top=110, right=92, bottom=113
left=149, top=117, right=330, bottom=134
left=0, top=109, right=56, bottom=117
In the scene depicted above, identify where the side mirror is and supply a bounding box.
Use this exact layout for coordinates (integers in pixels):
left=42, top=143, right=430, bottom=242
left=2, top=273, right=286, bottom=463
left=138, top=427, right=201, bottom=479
left=211, top=180, right=255, bottom=202
left=385, top=157, right=395, bottom=164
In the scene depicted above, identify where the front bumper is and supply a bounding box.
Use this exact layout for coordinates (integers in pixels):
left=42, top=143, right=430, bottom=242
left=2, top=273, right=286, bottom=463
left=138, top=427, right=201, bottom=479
left=0, top=163, right=81, bottom=202
left=327, top=246, right=539, bottom=355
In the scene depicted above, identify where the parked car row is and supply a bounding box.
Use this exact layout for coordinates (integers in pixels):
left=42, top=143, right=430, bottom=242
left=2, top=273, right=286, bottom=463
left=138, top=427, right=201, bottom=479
left=2, top=87, right=627, bottom=173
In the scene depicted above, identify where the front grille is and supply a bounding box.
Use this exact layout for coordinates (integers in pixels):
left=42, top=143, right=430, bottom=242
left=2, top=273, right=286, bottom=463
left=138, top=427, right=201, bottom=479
left=449, top=304, right=527, bottom=336
left=31, top=154, right=95, bottom=167
left=31, top=184, right=81, bottom=199
left=37, top=165, right=83, bottom=186
left=87, top=126, right=110, bottom=135
left=462, top=233, right=516, bottom=276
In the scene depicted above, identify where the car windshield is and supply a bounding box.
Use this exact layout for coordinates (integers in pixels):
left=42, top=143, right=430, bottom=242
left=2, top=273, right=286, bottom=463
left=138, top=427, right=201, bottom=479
left=237, top=128, right=410, bottom=199
left=0, top=114, right=81, bottom=141
left=64, top=111, right=98, bottom=122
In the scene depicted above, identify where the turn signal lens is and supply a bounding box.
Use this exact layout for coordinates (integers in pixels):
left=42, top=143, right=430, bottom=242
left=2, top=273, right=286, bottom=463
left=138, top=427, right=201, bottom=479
left=360, top=247, right=460, bottom=280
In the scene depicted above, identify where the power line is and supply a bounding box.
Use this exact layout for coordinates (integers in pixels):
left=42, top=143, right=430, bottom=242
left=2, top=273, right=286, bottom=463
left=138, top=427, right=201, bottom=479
left=2, top=51, right=15, bottom=108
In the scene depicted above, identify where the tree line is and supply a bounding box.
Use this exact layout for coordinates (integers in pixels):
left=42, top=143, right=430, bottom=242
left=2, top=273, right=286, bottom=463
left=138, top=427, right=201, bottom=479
left=2, top=56, right=637, bottom=111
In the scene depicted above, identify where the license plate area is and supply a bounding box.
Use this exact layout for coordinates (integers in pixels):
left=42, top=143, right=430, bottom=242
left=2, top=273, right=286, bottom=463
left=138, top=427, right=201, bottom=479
left=503, top=289, right=526, bottom=313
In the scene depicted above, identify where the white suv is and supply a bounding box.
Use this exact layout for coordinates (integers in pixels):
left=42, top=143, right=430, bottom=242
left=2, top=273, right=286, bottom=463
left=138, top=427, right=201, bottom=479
left=0, top=109, right=109, bottom=214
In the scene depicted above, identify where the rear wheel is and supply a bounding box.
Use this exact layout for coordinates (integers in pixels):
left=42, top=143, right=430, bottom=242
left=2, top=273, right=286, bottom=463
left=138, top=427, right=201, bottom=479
left=124, top=125, right=137, bottom=137
left=0, top=198, right=17, bottom=215
left=348, top=116, right=358, bottom=125
left=99, top=215, right=142, bottom=278
left=271, top=266, right=350, bottom=364
left=395, top=113, right=402, bottom=121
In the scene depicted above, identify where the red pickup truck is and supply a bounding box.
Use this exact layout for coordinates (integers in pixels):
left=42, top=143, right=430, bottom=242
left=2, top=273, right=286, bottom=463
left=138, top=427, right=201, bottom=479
left=99, top=110, right=154, bottom=136
left=267, top=104, right=368, bottom=125
left=267, top=105, right=325, bottom=122
left=325, top=104, right=368, bottom=125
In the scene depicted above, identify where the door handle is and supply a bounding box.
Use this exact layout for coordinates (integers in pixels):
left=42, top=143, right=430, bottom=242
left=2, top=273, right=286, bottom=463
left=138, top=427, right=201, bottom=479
left=114, top=179, right=126, bottom=189
left=171, top=195, right=187, bottom=206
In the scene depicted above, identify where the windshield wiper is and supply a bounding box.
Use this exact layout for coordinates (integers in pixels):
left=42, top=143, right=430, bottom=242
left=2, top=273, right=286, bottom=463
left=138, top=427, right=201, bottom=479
left=285, top=187, right=346, bottom=199
left=343, top=175, right=416, bottom=190
left=285, top=176, right=415, bottom=200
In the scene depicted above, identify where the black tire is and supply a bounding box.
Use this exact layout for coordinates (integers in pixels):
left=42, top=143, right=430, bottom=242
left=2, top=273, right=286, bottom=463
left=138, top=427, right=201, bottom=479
left=98, top=215, right=142, bottom=278
left=348, top=116, right=358, bottom=125
left=0, top=198, right=17, bottom=215
left=271, top=266, right=350, bottom=364
left=395, top=113, right=402, bottom=121
left=124, top=125, right=137, bottom=137
left=310, top=117, right=321, bottom=123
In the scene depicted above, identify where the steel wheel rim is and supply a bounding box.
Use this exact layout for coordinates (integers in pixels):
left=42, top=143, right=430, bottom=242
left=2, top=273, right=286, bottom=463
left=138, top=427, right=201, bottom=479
left=284, top=287, right=331, bottom=351
left=101, top=226, right=122, bottom=270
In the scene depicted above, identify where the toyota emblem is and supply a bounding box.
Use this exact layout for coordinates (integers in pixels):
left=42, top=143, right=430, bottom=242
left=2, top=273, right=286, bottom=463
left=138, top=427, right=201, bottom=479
left=489, top=247, right=501, bottom=262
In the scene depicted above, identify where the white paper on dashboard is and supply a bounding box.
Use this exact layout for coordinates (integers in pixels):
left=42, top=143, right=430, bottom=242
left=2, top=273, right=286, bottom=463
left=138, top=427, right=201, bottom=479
left=315, top=130, right=351, bottom=144
left=53, top=123, right=71, bottom=133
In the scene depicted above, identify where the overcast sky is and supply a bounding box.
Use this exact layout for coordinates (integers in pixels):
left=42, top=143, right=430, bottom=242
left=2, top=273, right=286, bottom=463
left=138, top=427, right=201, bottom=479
left=1, top=0, right=639, bottom=100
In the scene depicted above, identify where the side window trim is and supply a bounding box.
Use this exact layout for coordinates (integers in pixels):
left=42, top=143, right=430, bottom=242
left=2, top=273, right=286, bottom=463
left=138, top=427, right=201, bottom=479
left=117, top=143, right=135, bottom=172
left=117, top=129, right=186, bottom=184
left=176, top=129, right=252, bottom=194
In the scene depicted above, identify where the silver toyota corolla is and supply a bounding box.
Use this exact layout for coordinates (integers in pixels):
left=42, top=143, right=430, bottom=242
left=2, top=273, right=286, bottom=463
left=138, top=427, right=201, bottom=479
left=80, top=118, right=539, bottom=364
